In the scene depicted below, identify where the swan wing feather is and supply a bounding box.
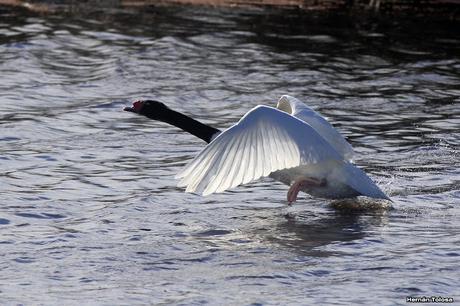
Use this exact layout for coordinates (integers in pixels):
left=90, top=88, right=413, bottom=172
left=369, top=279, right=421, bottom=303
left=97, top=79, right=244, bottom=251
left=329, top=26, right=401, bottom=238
left=176, top=105, right=342, bottom=195
left=278, top=95, right=355, bottom=161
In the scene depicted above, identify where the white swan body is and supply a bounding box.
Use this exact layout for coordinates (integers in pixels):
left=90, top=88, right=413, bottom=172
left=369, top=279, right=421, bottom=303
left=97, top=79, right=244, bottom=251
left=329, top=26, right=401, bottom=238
left=176, top=95, right=389, bottom=202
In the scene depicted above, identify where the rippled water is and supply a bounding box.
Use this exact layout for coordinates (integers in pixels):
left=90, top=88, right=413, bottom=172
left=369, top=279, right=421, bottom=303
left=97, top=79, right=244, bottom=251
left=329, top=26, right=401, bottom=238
left=1, top=6, right=459, bottom=305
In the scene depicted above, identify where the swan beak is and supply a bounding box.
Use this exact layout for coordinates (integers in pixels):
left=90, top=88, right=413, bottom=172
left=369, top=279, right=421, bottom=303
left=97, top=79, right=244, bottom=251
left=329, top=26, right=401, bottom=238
left=123, top=106, right=136, bottom=112
left=123, top=100, right=144, bottom=113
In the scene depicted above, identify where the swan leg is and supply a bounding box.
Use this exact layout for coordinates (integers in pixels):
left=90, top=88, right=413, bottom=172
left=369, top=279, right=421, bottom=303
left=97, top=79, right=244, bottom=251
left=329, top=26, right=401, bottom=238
left=287, top=178, right=326, bottom=204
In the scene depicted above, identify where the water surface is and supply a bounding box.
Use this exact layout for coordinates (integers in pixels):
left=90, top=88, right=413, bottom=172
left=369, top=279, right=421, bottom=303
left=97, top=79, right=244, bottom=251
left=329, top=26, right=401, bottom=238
left=0, top=6, right=459, bottom=305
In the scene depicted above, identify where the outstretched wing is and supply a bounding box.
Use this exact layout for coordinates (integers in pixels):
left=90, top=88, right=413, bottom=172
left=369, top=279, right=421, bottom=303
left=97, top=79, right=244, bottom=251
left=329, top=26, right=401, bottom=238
left=277, top=95, right=354, bottom=161
left=176, top=105, right=343, bottom=196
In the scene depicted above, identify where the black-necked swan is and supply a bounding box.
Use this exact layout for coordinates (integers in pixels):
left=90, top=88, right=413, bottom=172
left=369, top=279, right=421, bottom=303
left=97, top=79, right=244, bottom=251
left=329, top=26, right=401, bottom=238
left=124, top=95, right=390, bottom=203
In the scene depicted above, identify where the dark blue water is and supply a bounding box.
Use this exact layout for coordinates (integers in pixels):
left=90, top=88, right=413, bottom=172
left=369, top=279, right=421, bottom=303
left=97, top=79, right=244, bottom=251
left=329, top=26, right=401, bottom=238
left=1, top=6, right=459, bottom=305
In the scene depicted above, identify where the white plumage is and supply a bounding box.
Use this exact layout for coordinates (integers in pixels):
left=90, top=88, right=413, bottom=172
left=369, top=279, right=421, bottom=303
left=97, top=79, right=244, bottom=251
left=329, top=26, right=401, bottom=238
left=176, top=95, right=389, bottom=202
left=276, top=95, right=354, bottom=161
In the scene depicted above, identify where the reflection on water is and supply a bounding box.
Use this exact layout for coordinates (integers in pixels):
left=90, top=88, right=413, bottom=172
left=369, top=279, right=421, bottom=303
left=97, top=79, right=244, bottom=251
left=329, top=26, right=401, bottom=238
left=257, top=211, right=368, bottom=256
left=0, top=5, right=459, bottom=305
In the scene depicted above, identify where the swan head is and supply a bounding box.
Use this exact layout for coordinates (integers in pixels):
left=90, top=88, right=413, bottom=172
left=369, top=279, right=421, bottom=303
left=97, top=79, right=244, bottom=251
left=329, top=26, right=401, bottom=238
left=276, top=95, right=293, bottom=114
left=124, top=100, right=170, bottom=120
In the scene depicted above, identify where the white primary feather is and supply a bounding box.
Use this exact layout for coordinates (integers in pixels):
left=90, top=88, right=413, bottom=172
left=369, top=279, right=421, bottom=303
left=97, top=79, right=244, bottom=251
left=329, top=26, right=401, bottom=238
left=176, top=105, right=343, bottom=196
left=277, top=95, right=354, bottom=161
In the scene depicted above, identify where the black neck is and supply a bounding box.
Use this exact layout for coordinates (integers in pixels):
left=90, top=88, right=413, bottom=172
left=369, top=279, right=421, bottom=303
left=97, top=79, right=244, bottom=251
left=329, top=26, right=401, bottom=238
left=150, top=108, right=220, bottom=143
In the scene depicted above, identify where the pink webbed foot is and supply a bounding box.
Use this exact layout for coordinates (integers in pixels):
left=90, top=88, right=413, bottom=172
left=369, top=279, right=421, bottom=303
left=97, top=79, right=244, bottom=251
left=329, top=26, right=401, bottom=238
left=287, top=178, right=326, bottom=204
